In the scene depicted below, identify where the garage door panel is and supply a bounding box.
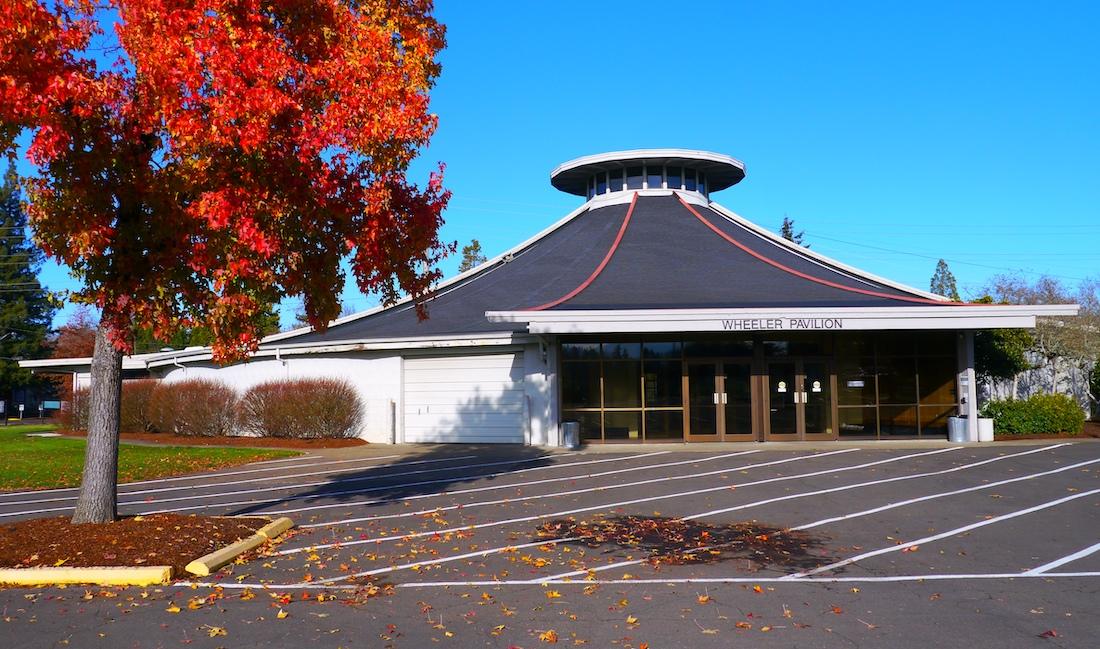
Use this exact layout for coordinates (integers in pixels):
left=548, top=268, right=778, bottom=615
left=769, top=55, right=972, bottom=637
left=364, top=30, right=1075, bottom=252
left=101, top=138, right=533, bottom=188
left=403, top=354, right=526, bottom=444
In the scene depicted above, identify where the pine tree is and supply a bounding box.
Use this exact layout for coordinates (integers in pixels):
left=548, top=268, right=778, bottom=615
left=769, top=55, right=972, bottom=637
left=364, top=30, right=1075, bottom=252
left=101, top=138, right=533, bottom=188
left=458, top=239, right=487, bottom=273
left=930, top=259, right=961, bottom=301
left=779, top=216, right=806, bottom=246
left=0, top=159, right=55, bottom=408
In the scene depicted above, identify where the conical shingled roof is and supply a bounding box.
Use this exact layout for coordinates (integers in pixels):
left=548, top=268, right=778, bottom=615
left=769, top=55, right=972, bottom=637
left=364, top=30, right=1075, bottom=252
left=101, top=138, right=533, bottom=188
left=276, top=193, right=948, bottom=345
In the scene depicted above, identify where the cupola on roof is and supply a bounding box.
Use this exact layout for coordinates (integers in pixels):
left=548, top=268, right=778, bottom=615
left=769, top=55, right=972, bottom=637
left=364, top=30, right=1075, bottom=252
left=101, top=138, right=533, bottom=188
left=550, top=148, right=746, bottom=197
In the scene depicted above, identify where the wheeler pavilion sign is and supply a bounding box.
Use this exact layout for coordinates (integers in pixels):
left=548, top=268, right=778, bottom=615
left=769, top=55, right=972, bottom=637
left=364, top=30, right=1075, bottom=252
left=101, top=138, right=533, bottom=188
left=720, top=317, right=844, bottom=331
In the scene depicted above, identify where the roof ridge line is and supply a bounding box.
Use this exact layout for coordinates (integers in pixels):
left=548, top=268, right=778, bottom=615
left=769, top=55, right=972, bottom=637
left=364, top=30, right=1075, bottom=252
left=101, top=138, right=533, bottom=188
left=526, top=192, right=639, bottom=311
left=676, top=195, right=966, bottom=307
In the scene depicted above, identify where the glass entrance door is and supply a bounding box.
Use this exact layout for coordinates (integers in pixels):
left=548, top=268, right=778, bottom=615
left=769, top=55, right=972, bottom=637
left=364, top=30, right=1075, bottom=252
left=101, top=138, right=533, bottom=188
left=766, top=361, right=799, bottom=439
left=765, top=359, right=836, bottom=440
left=685, top=362, right=721, bottom=441
left=802, top=360, right=834, bottom=440
left=685, top=360, right=756, bottom=441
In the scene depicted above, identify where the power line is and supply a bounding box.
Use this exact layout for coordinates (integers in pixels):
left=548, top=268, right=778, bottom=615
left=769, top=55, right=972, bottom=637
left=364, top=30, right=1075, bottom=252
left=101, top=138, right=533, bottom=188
left=804, top=232, right=1090, bottom=282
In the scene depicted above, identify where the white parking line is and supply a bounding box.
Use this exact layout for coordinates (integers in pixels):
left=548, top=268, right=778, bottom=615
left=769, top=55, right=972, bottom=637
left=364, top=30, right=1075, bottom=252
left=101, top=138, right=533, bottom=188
left=309, top=537, right=583, bottom=585
left=136, top=451, right=672, bottom=515
left=783, top=487, right=1100, bottom=579
left=293, top=450, right=761, bottom=527
left=182, top=571, right=1100, bottom=591
left=792, top=455, right=1100, bottom=531
left=1024, top=541, right=1100, bottom=575
left=686, top=444, right=1071, bottom=521
left=275, top=448, right=866, bottom=556
left=0, top=453, right=493, bottom=518
left=0, top=454, right=413, bottom=504
left=535, top=446, right=1085, bottom=582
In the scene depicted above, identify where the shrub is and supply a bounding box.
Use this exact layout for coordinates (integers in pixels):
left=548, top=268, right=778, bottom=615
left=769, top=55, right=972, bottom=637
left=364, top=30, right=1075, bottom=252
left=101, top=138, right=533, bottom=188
left=120, top=379, right=159, bottom=432
left=980, top=393, right=1086, bottom=435
left=60, top=386, right=91, bottom=431
left=240, top=378, right=363, bottom=439
left=149, top=378, right=238, bottom=437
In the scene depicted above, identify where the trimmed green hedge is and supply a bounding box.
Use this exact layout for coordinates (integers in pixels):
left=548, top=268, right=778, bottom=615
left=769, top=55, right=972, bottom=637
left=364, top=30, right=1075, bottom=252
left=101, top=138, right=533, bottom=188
left=979, top=394, right=1085, bottom=435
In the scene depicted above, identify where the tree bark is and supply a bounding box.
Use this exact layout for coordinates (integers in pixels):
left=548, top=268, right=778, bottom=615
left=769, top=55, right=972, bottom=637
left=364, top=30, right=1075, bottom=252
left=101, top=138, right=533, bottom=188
left=70, top=325, right=123, bottom=524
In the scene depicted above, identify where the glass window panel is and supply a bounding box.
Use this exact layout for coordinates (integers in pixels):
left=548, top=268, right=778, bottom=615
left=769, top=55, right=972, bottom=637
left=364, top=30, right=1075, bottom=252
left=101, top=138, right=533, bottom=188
left=561, top=343, right=600, bottom=360
left=667, top=166, right=682, bottom=189
left=764, top=340, right=789, bottom=356
left=626, top=166, right=643, bottom=189
left=603, top=360, right=641, bottom=407
left=602, top=342, right=641, bottom=359
left=698, top=172, right=706, bottom=194
left=835, top=334, right=874, bottom=357
left=917, top=331, right=956, bottom=356
left=878, top=356, right=917, bottom=403
left=561, top=362, right=601, bottom=408
left=837, top=357, right=876, bottom=406
left=877, top=331, right=916, bottom=356
left=586, top=176, right=594, bottom=200
left=643, top=360, right=682, bottom=407
left=564, top=410, right=602, bottom=441
left=684, top=339, right=753, bottom=357
left=604, top=411, right=641, bottom=440
left=919, top=355, right=957, bottom=404
left=596, top=172, right=607, bottom=195
left=684, top=170, right=697, bottom=191
left=646, top=164, right=663, bottom=189
left=839, top=407, right=878, bottom=438
left=879, top=405, right=920, bottom=437
left=644, top=410, right=683, bottom=440
left=608, top=169, right=624, bottom=192
left=919, top=405, right=955, bottom=437
left=643, top=341, right=682, bottom=359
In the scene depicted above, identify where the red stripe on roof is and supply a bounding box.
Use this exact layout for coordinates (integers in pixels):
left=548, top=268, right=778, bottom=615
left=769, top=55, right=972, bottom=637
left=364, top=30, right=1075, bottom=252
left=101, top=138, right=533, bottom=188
left=677, top=195, right=965, bottom=306
left=527, top=193, right=639, bottom=311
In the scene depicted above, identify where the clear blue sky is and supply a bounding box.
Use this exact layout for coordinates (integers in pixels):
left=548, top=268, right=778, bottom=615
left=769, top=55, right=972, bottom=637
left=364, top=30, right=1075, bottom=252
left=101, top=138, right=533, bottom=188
left=28, top=1, right=1100, bottom=329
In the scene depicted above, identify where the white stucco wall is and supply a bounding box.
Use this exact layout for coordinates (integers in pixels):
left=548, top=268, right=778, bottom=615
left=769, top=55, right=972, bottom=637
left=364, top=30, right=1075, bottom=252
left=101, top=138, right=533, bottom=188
left=156, top=353, right=401, bottom=443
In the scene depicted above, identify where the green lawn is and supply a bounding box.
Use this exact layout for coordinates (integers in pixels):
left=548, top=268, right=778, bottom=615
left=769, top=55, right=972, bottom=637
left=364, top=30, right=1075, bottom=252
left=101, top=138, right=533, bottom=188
left=0, top=424, right=297, bottom=491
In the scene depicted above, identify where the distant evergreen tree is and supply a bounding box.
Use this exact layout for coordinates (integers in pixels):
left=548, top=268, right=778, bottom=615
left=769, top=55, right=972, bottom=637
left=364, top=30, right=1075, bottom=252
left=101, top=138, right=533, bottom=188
left=458, top=239, right=487, bottom=272
left=929, top=259, right=961, bottom=301
left=0, top=159, right=55, bottom=407
left=779, top=216, right=806, bottom=246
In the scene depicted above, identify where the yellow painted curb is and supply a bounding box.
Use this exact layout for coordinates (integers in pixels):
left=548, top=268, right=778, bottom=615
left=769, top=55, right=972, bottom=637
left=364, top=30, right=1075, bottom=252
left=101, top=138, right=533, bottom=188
left=0, top=566, right=172, bottom=586
left=186, top=517, right=294, bottom=577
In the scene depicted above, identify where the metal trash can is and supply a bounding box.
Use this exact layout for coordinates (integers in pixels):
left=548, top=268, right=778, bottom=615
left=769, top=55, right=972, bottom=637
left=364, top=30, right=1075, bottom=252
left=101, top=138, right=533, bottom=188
left=561, top=420, right=581, bottom=450
left=947, top=416, right=968, bottom=443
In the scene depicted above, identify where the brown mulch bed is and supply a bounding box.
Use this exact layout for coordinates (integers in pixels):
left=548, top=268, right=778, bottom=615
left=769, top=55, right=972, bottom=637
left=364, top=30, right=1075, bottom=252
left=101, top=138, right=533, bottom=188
left=61, top=430, right=367, bottom=449
left=0, top=513, right=269, bottom=576
left=995, top=421, right=1100, bottom=441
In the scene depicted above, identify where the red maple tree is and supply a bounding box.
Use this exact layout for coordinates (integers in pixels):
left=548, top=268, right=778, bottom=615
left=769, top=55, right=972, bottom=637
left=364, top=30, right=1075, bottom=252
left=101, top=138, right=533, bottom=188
left=1, top=0, right=450, bottom=522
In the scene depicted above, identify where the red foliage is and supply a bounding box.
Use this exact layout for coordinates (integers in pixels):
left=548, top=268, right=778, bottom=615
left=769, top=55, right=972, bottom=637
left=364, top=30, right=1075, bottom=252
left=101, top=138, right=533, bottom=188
left=1, top=1, right=450, bottom=360
left=119, top=378, right=158, bottom=432
left=148, top=379, right=237, bottom=437
left=239, top=378, right=363, bottom=439
left=46, top=307, right=98, bottom=402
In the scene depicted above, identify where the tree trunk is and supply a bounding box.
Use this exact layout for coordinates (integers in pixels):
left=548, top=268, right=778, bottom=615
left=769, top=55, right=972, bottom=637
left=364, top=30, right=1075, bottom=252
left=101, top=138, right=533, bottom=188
left=70, top=325, right=123, bottom=524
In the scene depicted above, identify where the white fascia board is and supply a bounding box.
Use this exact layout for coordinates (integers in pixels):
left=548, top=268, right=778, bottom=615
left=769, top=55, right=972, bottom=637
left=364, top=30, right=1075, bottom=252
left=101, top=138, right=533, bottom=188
left=551, top=149, right=745, bottom=178
left=144, top=332, right=534, bottom=368
left=19, top=356, right=153, bottom=372
left=262, top=201, right=594, bottom=345
left=706, top=201, right=952, bottom=302
left=487, top=304, right=1080, bottom=334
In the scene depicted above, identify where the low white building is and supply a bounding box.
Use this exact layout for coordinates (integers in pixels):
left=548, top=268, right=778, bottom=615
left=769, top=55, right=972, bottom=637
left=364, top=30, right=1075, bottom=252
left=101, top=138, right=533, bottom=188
left=25, top=150, right=1078, bottom=446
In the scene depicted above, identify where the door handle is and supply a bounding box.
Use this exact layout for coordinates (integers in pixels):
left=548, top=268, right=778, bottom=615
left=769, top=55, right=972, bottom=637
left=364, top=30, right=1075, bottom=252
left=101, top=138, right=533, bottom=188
left=803, top=391, right=809, bottom=402
left=713, top=393, right=720, bottom=405
left=792, top=392, right=799, bottom=404
left=721, top=393, right=728, bottom=404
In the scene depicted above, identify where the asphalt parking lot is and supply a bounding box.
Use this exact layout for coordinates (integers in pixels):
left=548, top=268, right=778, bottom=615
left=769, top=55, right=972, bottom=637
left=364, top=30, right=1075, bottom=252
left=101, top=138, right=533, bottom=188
left=1, top=441, right=1098, bottom=648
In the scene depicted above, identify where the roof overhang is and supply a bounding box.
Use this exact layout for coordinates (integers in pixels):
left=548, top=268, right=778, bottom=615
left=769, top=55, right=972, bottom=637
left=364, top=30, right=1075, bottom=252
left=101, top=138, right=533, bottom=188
left=487, top=305, right=1081, bottom=334
left=19, top=332, right=535, bottom=373
left=551, top=149, right=746, bottom=196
